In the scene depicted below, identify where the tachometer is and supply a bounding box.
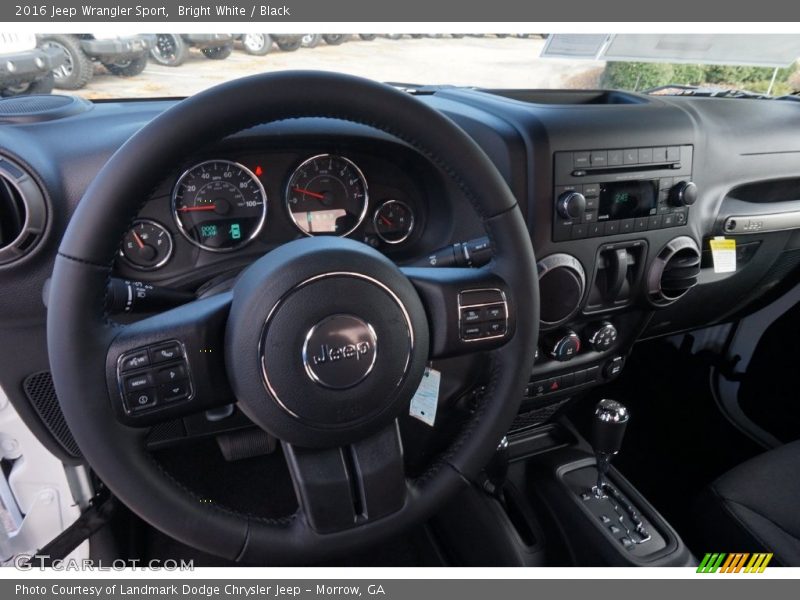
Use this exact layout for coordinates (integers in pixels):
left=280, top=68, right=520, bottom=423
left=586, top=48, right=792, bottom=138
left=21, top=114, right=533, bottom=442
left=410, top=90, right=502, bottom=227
left=172, top=160, right=267, bottom=252
left=285, top=154, right=368, bottom=236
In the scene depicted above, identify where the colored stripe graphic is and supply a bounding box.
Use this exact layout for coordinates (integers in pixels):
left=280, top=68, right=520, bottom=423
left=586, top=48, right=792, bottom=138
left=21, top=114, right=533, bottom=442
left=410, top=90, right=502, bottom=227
left=697, top=552, right=773, bottom=573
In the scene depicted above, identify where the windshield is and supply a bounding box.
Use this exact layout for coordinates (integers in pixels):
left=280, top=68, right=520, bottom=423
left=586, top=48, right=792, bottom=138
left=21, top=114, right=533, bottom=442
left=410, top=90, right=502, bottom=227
left=7, top=33, right=800, bottom=99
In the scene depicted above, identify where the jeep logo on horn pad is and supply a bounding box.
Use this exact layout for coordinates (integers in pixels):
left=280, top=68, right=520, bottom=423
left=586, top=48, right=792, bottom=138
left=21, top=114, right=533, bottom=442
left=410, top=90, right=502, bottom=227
left=302, top=314, right=378, bottom=389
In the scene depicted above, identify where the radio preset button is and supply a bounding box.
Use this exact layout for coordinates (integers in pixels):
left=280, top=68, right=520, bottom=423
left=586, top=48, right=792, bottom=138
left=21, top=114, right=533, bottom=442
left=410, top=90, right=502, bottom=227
left=605, top=221, right=620, bottom=235
left=607, top=150, right=623, bottom=166
left=620, top=219, right=635, bottom=234
left=634, top=217, right=649, bottom=232
left=648, top=215, right=663, bottom=229
left=573, top=152, right=591, bottom=168
left=582, top=183, right=600, bottom=197
left=571, top=224, right=588, bottom=239
left=667, top=146, right=681, bottom=161
left=590, top=151, right=607, bottom=167
left=588, top=222, right=604, bottom=237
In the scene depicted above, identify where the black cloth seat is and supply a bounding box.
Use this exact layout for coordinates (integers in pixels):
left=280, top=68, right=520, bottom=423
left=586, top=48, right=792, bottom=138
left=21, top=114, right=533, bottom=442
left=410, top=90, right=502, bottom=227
left=695, top=440, right=800, bottom=566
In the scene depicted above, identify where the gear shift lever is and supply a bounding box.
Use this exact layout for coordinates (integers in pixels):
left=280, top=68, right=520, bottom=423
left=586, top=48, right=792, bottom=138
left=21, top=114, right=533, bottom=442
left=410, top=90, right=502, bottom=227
left=590, top=399, right=629, bottom=498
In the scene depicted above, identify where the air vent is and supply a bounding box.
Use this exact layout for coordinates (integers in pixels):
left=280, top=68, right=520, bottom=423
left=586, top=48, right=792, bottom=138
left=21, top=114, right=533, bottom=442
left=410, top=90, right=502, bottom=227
left=0, top=157, right=47, bottom=266
left=647, top=236, right=701, bottom=306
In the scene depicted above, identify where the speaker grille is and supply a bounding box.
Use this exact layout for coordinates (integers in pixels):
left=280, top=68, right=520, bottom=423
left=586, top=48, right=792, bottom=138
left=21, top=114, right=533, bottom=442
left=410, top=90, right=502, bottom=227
left=0, top=95, right=90, bottom=123
left=22, top=371, right=82, bottom=459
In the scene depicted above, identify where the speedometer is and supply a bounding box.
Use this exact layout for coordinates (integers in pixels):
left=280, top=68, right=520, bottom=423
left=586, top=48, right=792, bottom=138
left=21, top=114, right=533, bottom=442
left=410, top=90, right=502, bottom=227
left=285, top=154, right=369, bottom=236
left=172, top=160, right=267, bottom=252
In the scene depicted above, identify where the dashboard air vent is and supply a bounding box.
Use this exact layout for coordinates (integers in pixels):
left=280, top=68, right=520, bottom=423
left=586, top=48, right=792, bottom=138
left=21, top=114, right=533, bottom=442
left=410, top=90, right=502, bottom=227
left=0, top=157, right=47, bottom=266
left=647, top=236, right=701, bottom=306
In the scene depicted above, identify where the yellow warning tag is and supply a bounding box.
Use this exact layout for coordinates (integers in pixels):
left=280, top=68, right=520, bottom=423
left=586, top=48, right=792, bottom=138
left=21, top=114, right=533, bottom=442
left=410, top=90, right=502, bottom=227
left=709, top=237, right=736, bottom=273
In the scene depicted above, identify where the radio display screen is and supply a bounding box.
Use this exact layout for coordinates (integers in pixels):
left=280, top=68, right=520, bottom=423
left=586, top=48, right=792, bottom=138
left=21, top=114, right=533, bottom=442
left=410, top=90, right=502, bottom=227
left=598, top=181, right=657, bottom=220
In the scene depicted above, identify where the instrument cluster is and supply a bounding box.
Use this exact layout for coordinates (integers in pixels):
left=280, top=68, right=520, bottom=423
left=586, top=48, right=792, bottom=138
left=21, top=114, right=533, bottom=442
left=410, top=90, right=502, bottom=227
left=119, top=150, right=424, bottom=273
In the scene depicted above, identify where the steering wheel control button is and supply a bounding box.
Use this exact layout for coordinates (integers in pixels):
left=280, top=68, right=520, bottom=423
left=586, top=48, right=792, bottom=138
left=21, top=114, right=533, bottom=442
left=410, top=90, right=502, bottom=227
left=461, top=308, right=482, bottom=323
left=155, top=364, right=187, bottom=384
left=119, top=350, right=150, bottom=372
left=126, top=389, right=158, bottom=412
left=124, top=373, right=153, bottom=393
left=150, top=343, right=182, bottom=363
left=159, top=381, right=191, bottom=402
left=302, top=314, right=378, bottom=390
left=458, top=289, right=509, bottom=343
left=116, top=341, right=194, bottom=416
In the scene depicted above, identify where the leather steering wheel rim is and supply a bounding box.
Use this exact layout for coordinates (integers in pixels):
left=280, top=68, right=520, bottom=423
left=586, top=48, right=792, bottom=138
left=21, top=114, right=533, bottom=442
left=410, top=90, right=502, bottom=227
left=47, top=71, right=539, bottom=564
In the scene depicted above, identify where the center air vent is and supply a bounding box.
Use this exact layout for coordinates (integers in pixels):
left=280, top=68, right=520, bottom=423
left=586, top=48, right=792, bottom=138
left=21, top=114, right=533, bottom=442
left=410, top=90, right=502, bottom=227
left=0, top=157, right=47, bottom=266
left=647, top=236, right=701, bottom=306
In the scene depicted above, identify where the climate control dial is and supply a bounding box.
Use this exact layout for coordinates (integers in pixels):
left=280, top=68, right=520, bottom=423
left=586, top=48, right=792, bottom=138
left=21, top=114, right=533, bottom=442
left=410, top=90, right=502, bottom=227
left=586, top=321, right=618, bottom=352
left=545, top=330, right=581, bottom=362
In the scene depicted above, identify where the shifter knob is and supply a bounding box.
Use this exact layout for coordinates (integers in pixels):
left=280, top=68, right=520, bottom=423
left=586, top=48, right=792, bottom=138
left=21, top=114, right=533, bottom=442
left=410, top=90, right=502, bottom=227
left=591, top=399, right=629, bottom=497
left=591, top=399, right=629, bottom=455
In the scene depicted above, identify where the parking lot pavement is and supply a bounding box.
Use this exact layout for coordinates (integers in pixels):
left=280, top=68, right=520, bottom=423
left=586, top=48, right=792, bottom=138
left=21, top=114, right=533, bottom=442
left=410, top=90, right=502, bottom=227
left=71, top=36, right=605, bottom=99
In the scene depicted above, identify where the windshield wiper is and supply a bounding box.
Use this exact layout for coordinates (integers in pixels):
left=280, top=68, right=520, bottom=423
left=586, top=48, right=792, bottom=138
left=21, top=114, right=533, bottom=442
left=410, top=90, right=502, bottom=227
left=385, top=82, right=463, bottom=95
left=643, top=84, right=771, bottom=99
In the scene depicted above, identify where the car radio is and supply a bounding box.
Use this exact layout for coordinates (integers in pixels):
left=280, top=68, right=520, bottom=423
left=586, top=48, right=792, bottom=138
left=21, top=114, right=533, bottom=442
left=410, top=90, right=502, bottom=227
left=552, top=145, right=695, bottom=242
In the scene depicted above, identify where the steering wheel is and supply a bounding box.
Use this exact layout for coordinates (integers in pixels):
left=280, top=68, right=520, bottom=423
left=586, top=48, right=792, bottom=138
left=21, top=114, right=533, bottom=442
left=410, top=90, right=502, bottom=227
left=47, top=72, right=538, bottom=564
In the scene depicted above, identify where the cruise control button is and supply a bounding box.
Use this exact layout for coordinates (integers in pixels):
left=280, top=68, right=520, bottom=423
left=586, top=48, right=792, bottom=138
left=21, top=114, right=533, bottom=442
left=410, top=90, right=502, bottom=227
left=150, top=343, right=182, bottom=364
left=155, top=364, right=187, bottom=384
left=126, top=389, right=157, bottom=412
left=461, top=324, right=483, bottom=340
left=461, top=308, right=482, bottom=323
left=120, top=350, right=149, bottom=372
left=485, top=304, right=506, bottom=320
left=486, top=321, right=507, bottom=336
left=124, top=373, right=153, bottom=393
left=159, top=381, right=190, bottom=402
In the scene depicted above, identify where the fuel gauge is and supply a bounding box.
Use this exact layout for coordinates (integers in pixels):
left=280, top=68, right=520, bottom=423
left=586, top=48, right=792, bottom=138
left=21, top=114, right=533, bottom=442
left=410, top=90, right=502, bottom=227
left=373, top=200, right=414, bottom=244
left=120, top=219, right=174, bottom=270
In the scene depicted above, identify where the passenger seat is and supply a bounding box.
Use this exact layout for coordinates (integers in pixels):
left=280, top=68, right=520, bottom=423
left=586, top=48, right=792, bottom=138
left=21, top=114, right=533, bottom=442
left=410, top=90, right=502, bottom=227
left=694, top=440, right=800, bottom=566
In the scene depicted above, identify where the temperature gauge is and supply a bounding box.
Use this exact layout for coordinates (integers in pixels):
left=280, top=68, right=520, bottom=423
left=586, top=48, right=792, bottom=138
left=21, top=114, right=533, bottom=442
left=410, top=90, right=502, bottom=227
left=373, top=200, right=414, bottom=244
left=120, top=220, right=174, bottom=270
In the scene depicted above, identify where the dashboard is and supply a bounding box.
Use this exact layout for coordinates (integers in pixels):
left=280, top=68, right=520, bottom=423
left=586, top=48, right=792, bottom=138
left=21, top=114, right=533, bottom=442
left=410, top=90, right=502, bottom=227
left=1, top=87, right=800, bottom=460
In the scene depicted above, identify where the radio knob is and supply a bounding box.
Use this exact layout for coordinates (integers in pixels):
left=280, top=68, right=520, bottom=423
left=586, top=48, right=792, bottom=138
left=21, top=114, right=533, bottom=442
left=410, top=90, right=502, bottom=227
left=557, top=191, right=587, bottom=220
left=670, top=181, right=698, bottom=207
left=546, top=330, right=581, bottom=362
left=586, top=321, right=618, bottom=352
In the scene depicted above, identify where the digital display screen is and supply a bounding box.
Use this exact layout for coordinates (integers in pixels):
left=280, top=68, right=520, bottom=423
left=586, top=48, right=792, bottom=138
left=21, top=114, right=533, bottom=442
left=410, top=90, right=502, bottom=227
left=598, top=181, right=657, bottom=220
